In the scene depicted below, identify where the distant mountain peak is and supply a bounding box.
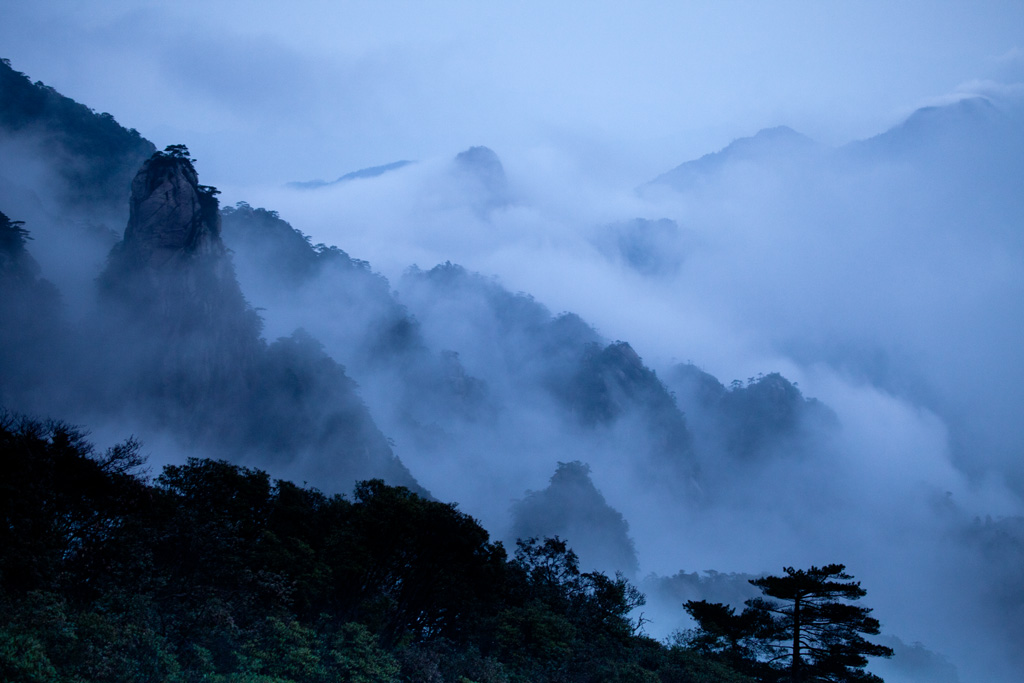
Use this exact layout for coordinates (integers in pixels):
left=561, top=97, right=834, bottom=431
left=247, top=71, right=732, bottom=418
left=454, top=145, right=503, bottom=170
left=644, top=125, right=818, bottom=192
left=844, top=95, right=1006, bottom=160
left=287, top=159, right=415, bottom=189
left=453, top=145, right=510, bottom=210
left=903, top=96, right=995, bottom=126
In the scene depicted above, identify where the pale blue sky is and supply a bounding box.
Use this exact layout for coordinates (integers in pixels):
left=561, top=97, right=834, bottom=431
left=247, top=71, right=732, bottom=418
left=2, top=1, right=1023, bottom=184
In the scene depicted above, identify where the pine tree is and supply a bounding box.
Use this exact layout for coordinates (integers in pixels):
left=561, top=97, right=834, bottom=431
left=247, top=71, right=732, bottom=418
left=748, top=564, right=893, bottom=683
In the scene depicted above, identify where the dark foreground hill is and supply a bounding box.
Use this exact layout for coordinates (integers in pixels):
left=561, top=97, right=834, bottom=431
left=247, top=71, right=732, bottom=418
left=0, top=415, right=752, bottom=683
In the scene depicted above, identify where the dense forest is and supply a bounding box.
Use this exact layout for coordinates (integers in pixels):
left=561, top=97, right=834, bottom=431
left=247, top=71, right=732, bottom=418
left=1, top=414, right=895, bottom=682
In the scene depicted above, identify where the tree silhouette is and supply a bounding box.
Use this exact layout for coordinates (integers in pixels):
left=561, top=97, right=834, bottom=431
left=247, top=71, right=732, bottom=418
left=160, top=143, right=194, bottom=162
left=748, top=564, right=893, bottom=682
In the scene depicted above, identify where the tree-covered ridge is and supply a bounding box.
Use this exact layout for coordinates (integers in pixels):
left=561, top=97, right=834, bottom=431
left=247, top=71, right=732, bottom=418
left=0, top=57, right=155, bottom=215
left=0, top=414, right=757, bottom=683
left=666, top=365, right=836, bottom=463
left=511, top=461, right=640, bottom=577
left=0, top=211, right=64, bottom=411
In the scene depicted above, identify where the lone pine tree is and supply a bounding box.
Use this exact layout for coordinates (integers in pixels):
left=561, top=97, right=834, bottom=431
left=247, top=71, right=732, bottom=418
left=685, top=564, right=893, bottom=683
left=751, top=564, right=893, bottom=682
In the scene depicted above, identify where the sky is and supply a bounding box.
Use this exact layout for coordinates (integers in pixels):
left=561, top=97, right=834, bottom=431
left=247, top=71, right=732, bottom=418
left=2, top=1, right=1024, bottom=187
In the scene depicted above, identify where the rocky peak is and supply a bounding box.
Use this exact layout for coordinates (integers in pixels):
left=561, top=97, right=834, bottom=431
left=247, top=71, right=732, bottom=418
left=453, top=145, right=510, bottom=210
left=98, top=145, right=255, bottom=342
left=122, top=147, right=223, bottom=268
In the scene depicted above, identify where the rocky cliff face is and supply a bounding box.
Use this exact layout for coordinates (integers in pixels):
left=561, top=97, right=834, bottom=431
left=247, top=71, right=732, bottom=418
left=100, top=149, right=257, bottom=337
left=95, top=148, right=421, bottom=494
left=96, top=149, right=261, bottom=430
left=123, top=151, right=223, bottom=266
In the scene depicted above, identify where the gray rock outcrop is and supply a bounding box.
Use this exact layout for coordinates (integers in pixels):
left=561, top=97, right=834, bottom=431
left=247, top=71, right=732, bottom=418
left=96, top=147, right=262, bottom=420
left=95, top=147, right=423, bottom=495
left=123, top=151, right=223, bottom=267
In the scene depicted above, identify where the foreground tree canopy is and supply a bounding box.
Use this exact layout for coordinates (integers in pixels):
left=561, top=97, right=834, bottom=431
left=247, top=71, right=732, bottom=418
left=1, top=412, right=775, bottom=683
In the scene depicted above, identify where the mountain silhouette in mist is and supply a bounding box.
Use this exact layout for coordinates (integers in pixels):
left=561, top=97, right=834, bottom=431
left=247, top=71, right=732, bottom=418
left=0, top=57, right=154, bottom=221
left=287, top=159, right=415, bottom=189
left=666, top=365, right=836, bottom=464
left=6, top=55, right=1024, bottom=680
left=510, top=460, right=640, bottom=576
left=643, top=125, right=818, bottom=192
left=0, top=210, right=64, bottom=408
left=848, top=96, right=1000, bottom=158
left=592, top=217, right=689, bottom=277
left=0, top=55, right=838, bottom=509
left=452, top=145, right=511, bottom=212
left=645, top=97, right=1018, bottom=195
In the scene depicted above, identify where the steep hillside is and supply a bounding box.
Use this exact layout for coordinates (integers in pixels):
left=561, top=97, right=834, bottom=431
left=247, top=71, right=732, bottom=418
left=0, top=57, right=154, bottom=220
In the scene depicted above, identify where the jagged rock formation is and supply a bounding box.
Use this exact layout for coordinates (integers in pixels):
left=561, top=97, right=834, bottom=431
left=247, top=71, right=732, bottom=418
left=95, top=149, right=420, bottom=493
left=97, top=148, right=262, bottom=417
left=122, top=150, right=223, bottom=266
left=510, top=460, right=639, bottom=576
left=102, top=151, right=255, bottom=333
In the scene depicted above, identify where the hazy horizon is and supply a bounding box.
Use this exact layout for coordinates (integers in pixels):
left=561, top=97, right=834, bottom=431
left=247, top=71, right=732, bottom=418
left=3, top=1, right=1023, bottom=189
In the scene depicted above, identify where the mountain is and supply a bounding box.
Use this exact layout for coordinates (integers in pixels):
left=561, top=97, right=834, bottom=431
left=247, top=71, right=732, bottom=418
left=665, top=365, right=836, bottom=465
left=0, top=210, right=64, bottom=410
left=591, top=217, right=689, bottom=276
left=98, top=148, right=421, bottom=491
left=287, top=159, right=414, bottom=189
left=0, top=58, right=158, bottom=311
left=452, top=145, right=510, bottom=212
left=95, top=146, right=263, bottom=424
left=642, top=125, right=819, bottom=193
left=0, top=57, right=154, bottom=222
left=510, top=460, right=640, bottom=576
left=5, top=55, right=1024, bottom=681
left=220, top=206, right=493, bottom=451
left=845, top=96, right=1002, bottom=159
left=0, top=128, right=422, bottom=494
left=219, top=204, right=702, bottom=502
